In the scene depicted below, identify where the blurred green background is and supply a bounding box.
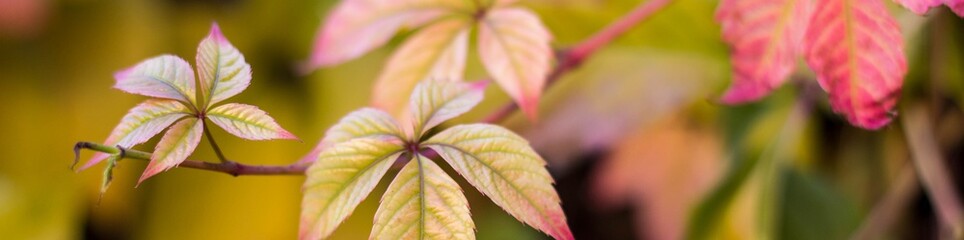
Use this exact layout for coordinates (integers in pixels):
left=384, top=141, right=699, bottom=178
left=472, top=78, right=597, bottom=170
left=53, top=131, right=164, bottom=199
left=1, top=0, right=962, bottom=239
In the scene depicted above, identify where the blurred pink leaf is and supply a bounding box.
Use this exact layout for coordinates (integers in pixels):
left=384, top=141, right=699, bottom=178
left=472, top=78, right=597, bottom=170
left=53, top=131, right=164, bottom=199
left=478, top=8, right=553, bottom=120
left=371, top=18, right=470, bottom=117
left=206, top=103, right=298, bottom=141
left=804, top=0, right=906, bottom=129
left=196, top=23, right=252, bottom=109
left=716, top=0, right=812, bottom=104
left=81, top=100, right=190, bottom=170
left=138, top=118, right=204, bottom=185
left=114, top=55, right=198, bottom=105
left=308, top=0, right=470, bottom=67
left=592, top=112, right=722, bottom=240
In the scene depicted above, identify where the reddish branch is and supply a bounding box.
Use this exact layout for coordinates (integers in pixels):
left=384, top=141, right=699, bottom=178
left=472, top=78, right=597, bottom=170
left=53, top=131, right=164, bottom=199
left=75, top=0, right=675, bottom=176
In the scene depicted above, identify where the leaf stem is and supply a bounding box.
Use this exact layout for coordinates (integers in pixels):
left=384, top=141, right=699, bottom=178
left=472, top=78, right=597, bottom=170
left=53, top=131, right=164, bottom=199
left=75, top=142, right=308, bottom=176
left=203, top=119, right=230, bottom=163
left=901, top=103, right=964, bottom=238
left=482, top=0, right=675, bottom=123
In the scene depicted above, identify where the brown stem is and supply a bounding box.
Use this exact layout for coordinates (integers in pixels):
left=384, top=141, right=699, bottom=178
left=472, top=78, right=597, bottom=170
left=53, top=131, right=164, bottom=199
left=482, top=0, right=675, bottom=123
left=75, top=142, right=308, bottom=176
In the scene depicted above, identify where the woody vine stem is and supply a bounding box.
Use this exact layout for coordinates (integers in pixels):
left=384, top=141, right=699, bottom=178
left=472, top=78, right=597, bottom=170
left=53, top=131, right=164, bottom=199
left=73, top=0, right=676, bottom=176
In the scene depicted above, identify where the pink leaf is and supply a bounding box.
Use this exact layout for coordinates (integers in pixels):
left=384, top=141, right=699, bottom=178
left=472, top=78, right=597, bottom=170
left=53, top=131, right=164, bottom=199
left=205, top=103, right=298, bottom=141
left=80, top=100, right=190, bottom=170
left=114, top=55, right=197, bottom=105
left=308, top=0, right=469, bottom=68
left=196, top=23, right=252, bottom=108
left=478, top=8, right=553, bottom=120
left=138, top=117, right=204, bottom=184
left=805, top=0, right=907, bottom=129
left=716, top=0, right=813, bottom=104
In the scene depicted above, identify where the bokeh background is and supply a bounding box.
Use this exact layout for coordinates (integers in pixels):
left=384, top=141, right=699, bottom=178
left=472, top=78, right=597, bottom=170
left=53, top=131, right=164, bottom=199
left=1, top=0, right=962, bottom=239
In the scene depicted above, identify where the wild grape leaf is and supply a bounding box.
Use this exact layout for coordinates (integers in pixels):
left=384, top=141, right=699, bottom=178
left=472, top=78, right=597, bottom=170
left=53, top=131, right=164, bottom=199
left=196, top=23, right=252, bottom=109
left=371, top=155, right=474, bottom=239
left=114, top=55, right=197, bottom=105
left=81, top=99, right=190, bottom=170
left=300, top=139, right=406, bottom=240
left=138, top=117, right=204, bottom=184
left=372, top=18, right=470, bottom=117
left=84, top=23, right=297, bottom=185
left=299, top=107, right=405, bottom=164
left=425, top=124, right=573, bottom=240
left=308, top=0, right=470, bottom=67
left=804, top=0, right=907, bottom=129
left=478, top=8, right=553, bottom=120
left=409, top=80, right=486, bottom=138
left=716, top=0, right=813, bottom=104
left=206, top=103, right=297, bottom=140
left=893, top=0, right=964, bottom=16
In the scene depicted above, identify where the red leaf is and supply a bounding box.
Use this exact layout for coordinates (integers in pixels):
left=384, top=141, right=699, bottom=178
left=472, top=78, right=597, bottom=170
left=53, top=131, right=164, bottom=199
left=716, top=0, right=813, bottom=104
left=804, top=0, right=907, bottom=129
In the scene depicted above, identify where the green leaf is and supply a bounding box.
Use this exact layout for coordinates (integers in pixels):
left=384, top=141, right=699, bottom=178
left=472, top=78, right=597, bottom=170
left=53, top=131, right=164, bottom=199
left=425, top=124, right=573, bottom=240
left=138, top=117, right=204, bottom=185
left=205, top=103, right=298, bottom=141
left=301, top=107, right=405, bottom=163
left=410, top=80, right=486, bottom=139
left=300, top=138, right=406, bottom=240
left=371, top=154, right=474, bottom=239
left=81, top=99, right=190, bottom=170
left=372, top=17, right=470, bottom=117
left=196, top=23, right=252, bottom=108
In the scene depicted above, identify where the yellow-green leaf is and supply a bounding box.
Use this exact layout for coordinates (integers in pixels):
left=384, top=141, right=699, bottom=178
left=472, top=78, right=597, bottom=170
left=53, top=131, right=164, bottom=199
left=81, top=99, right=190, bottom=170
left=196, top=23, right=252, bottom=108
left=138, top=117, right=204, bottom=185
left=425, top=124, right=573, bottom=240
left=371, top=154, right=474, bottom=240
left=372, top=18, right=470, bottom=117
left=301, top=107, right=405, bottom=164
left=300, top=138, right=406, bottom=240
left=206, top=103, right=297, bottom=141
left=409, top=80, right=486, bottom=138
